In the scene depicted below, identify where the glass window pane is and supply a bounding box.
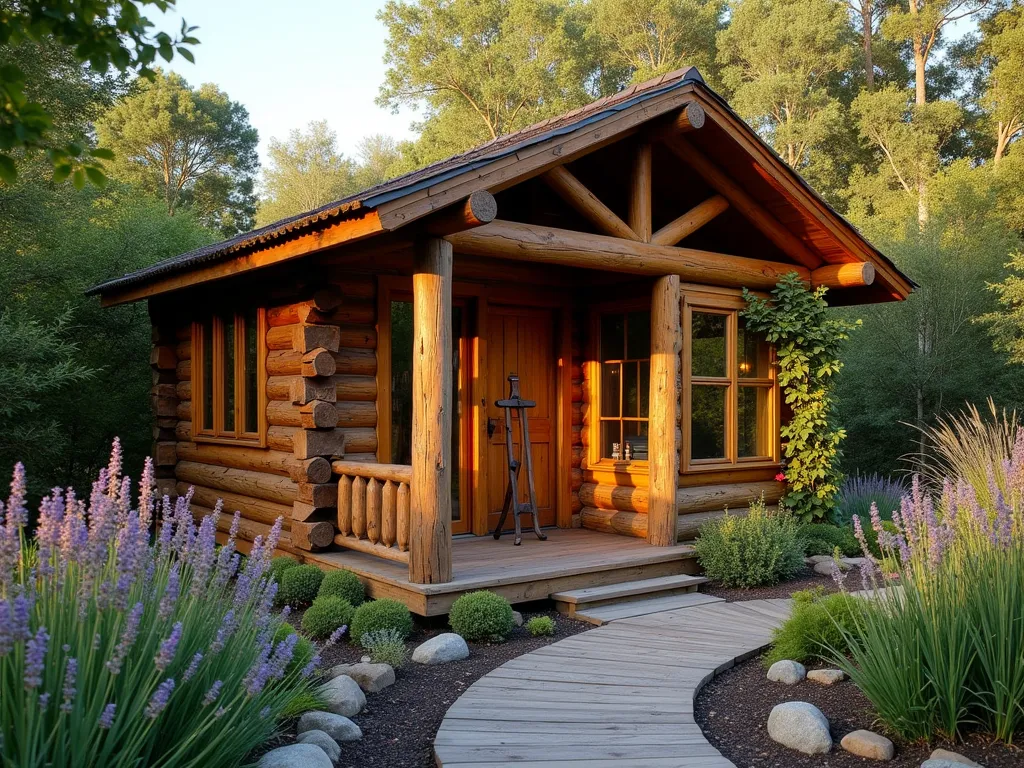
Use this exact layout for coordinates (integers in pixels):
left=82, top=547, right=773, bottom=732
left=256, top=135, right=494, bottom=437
left=624, top=421, right=648, bottom=461
left=626, top=311, right=651, bottom=359
left=601, top=314, right=625, bottom=361
left=601, top=362, right=621, bottom=418
left=601, top=421, right=622, bottom=460
left=222, top=315, right=235, bottom=432
left=639, top=360, right=650, bottom=419
left=390, top=301, right=413, bottom=465
left=244, top=310, right=259, bottom=433
left=738, top=386, right=770, bottom=458
left=623, top=362, right=639, bottom=418
left=451, top=306, right=462, bottom=522
left=738, top=320, right=769, bottom=379
left=202, top=321, right=214, bottom=430
left=691, top=312, right=727, bottom=378
left=691, top=385, right=726, bottom=460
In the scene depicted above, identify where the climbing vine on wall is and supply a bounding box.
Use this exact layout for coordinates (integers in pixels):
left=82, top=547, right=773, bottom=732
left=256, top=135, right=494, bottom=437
left=741, top=273, right=860, bottom=521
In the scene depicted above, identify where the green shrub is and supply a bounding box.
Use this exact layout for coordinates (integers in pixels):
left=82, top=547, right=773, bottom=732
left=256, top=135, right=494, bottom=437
left=694, top=498, right=804, bottom=587
left=350, top=599, right=414, bottom=646
left=318, top=569, right=366, bottom=606
left=449, top=591, right=515, bottom=642
left=274, top=623, right=316, bottom=674
left=279, top=564, right=325, bottom=607
left=526, top=616, right=556, bottom=637
left=301, top=596, right=355, bottom=640
left=798, top=523, right=860, bottom=557
left=270, top=555, right=300, bottom=582
left=766, top=588, right=861, bottom=665
left=360, top=628, right=409, bottom=667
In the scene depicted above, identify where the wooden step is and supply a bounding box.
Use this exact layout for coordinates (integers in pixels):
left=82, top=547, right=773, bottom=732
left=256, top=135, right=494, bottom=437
left=572, top=591, right=724, bottom=625
left=552, top=574, right=709, bottom=606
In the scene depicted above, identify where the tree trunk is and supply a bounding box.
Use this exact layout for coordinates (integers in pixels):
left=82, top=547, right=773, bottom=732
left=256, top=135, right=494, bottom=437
left=862, top=1, right=875, bottom=91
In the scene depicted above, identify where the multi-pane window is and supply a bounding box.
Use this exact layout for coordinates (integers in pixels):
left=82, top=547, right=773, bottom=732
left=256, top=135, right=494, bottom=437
left=598, top=311, right=651, bottom=462
left=193, top=308, right=266, bottom=444
left=686, top=302, right=774, bottom=468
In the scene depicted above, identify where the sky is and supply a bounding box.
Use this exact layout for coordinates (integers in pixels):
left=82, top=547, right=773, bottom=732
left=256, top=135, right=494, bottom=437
left=158, top=0, right=418, bottom=166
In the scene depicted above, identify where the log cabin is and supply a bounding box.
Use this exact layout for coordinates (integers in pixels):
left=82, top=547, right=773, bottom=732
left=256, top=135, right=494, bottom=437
left=89, top=68, right=912, bottom=615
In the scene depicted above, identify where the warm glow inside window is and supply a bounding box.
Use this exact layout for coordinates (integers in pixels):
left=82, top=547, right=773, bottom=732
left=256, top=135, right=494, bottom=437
left=598, top=310, right=651, bottom=461
left=193, top=308, right=266, bottom=444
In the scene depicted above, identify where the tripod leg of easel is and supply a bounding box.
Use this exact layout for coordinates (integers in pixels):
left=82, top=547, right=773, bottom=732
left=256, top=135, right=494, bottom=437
left=493, top=481, right=512, bottom=540
left=519, top=407, right=546, bottom=541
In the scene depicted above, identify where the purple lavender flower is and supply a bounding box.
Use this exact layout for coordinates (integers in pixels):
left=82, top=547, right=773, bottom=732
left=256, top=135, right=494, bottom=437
left=6, top=462, right=28, bottom=528
left=61, top=657, right=78, bottom=713
left=202, top=680, right=223, bottom=706
left=138, top=457, right=155, bottom=530
left=107, top=438, right=123, bottom=494
left=0, top=599, right=11, bottom=656
left=98, top=703, right=116, bottom=729
left=851, top=514, right=871, bottom=558
left=38, top=692, right=51, bottom=711
left=106, top=602, right=144, bottom=675
left=11, top=593, right=35, bottom=642
left=145, top=678, right=175, bottom=719
left=184, top=651, right=203, bottom=682
left=327, top=625, right=347, bottom=645
left=210, top=609, right=237, bottom=655
left=24, top=626, right=49, bottom=690
left=190, top=514, right=218, bottom=597
left=36, top=489, right=66, bottom=576
left=155, top=622, right=182, bottom=671
left=868, top=502, right=884, bottom=538
left=829, top=560, right=846, bottom=589
left=300, top=654, right=321, bottom=678
left=858, top=558, right=876, bottom=593
left=260, top=706, right=271, bottom=718
left=159, top=563, right=180, bottom=620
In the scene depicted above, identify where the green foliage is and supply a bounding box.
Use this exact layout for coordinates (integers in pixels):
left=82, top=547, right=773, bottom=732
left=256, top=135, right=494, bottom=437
left=270, top=556, right=300, bottom=583
left=273, top=622, right=317, bottom=675
left=766, top=588, right=861, bottom=664
left=798, top=522, right=860, bottom=558
left=95, top=70, right=258, bottom=236
left=694, top=497, right=805, bottom=587
left=301, top=596, right=355, bottom=640
left=350, top=599, right=414, bottom=646
left=449, top=591, right=516, bottom=642
left=318, top=569, right=366, bottom=607
left=278, top=565, right=325, bottom=607
left=360, top=628, right=410, bottom=667
left=526, top=616, right=556, bottom=637
left=742, top=274, right=859, bottom=520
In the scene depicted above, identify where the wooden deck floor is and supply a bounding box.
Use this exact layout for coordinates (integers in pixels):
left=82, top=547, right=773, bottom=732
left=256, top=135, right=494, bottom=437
left=304, top=529, right=698, bottom=615
left=434, top=597, right=793, bottom=767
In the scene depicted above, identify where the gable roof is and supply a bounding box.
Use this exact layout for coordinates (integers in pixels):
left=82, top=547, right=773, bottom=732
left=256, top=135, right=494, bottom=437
left=88, top=67, right=913, bottom=303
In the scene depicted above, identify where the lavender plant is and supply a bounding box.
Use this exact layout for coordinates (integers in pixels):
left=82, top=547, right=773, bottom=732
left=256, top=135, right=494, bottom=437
left=834, top=472, right=909, bottom=526
left=0, top=440, right=320, bottom=767
left=834, top=436, right=1024, bottom=743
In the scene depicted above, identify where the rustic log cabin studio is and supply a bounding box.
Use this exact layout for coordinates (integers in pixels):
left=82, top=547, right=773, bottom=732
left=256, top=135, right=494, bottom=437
left=89, top=68, right=912, bottom=616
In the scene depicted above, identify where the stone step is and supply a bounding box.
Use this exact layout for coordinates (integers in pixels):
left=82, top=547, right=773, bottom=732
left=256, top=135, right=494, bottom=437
left=571, top=591, right=724, bottom=625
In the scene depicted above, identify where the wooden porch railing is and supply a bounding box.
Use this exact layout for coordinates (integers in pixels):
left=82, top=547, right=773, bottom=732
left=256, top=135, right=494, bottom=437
left=332, top=460, right=411, bottom=564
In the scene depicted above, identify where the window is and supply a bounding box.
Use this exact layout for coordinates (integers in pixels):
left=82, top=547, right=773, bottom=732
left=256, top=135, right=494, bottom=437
left=685, top=299, right=775, bottom=469
left=598, top=310, right=651, bottom=462
left=193, top=308, right=266, bottom=445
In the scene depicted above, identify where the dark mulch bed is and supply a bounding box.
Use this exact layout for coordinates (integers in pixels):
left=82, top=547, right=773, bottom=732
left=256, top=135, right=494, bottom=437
left=273, top=604, right=590, bottom=768
left=703, top=568, right=844, bottom=602
left=695, top=654, right=1023, bottom=768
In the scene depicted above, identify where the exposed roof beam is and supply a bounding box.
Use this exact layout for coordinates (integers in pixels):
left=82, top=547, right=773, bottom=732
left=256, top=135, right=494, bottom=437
left=810, top=262, right=875, bottom=289
left=651, top=195, right=729, bottom=246
left=661, top=136, right=822, bottom=270
left=541, top=165, right=639, bottom=241
left=628, top=142, right=653, bottom=241
left=446, top=219, right=871, bottom=291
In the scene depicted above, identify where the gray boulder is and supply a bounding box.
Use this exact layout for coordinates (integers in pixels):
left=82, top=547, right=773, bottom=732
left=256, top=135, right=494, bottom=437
left=807, top=555, right=835, bottom=564
left=840, top=729, right=894, bottom=760
left=807, top=668, right=847, bottom=685
left=412, top=632, right=469, bottom=665
left=297, top=711, right=363, bottom=742
left=512, top=610, right=524, bottom=627
left=318, top=674, right=366, bottom=717
left=815, top=560, right=850, bottom=575
left=767, top=701, right=832, bottom=754
left=295, top=730, right=341, bottom=763
left=922, top=762, right=976, bottom=768
left=256, top=744, right=333, bottom=768
left=928, top=752, right=983, bottom=767
left=767, top=660, right=807, bottom=685
left=330, top=662, right=395, bottom=693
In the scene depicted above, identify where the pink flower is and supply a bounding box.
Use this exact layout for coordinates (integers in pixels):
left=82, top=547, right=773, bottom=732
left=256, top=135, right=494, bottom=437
left=775, top=472, right=786, bottom=483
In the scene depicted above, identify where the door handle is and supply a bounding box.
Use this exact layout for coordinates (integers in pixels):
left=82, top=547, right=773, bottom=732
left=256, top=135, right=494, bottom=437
left=487, top=418, right=498, bottom=438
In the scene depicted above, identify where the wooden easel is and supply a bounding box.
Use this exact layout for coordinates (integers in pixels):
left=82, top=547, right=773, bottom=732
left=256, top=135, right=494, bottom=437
left=493, top=373, right=547, bottom=546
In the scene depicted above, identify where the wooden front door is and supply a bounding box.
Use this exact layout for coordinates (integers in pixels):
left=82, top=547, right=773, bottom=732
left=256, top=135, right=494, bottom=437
left=485, top=306, right=557, bottom=532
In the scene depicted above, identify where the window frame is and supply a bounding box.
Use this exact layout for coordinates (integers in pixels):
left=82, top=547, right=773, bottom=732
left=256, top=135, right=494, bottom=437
left=682, top=291, right=780, bottom=473
left=191, top=307, right=268, bottom=447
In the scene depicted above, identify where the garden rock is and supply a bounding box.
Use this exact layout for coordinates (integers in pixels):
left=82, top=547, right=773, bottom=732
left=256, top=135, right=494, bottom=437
left=814, top=560, right=850, bottom=575
left=512, top=610, right=524, bottom=627
left=922, top=761, right=978, bottom=768
left=841, top=729, right=894, bottom=760
left=256, top=744, right=333, bottom=768
left=767, top=701, right=832, bottom=754
left=807, top=668, right=846, bottom=685
left=295, top=730, right=341, bottom=763
left=330, top=662, right=395, bottom=693
left=807, top=555, right=835, bottom=564
left=413, top=632, right=469, bottom=664
left=318, top=674, right=366, bottom=716
left=767, top=660, right=807, bottom=685
left=296, top=711, right=363, bottom=742
left=929, top=751, right=983, bottom=767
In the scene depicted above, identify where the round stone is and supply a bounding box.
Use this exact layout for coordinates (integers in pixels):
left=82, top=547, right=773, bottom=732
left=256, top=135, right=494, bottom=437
left=330, top=662, right=396, bottom=693
left=296, top=711, right=363, bottom=742
left=841, top=729, right=894, bottom=760
left=296, top=730, right=341, bottom=763
left=929, top=750, right=983, bottom=767
left=767, top=660, right=807, bottom=685
left=412, top=632, right=470, bottom=665
left=767, top=701, right=832, bottom=754
left=256, top=744, right=333, bottom=768
left=318, top=674, right=366, bottom=717
left=807, top=668, right=847, bottom=685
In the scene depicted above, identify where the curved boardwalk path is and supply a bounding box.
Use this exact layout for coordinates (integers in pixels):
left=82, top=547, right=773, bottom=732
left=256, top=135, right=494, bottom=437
left=433, top=597, right=793, bottom=768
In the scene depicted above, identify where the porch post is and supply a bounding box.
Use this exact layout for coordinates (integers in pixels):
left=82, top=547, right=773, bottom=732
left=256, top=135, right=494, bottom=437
left=648, top=274, right=681, bottom=547
left=409, top=237, right=454, bottom=584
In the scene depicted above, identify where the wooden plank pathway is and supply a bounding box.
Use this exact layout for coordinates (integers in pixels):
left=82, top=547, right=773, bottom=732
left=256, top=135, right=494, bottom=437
left=433, top=598, right=792, bottom=767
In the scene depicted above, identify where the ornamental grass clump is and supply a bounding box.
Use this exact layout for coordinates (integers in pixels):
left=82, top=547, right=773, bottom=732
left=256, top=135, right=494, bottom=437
left=0, top=440, right=320, bottom=767
left=836, top=424, right=1024, bottom=744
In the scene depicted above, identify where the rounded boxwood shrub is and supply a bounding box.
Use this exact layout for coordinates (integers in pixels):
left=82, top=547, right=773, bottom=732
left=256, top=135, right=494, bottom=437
left=350, top=598, right=414, bottom=646
left=278, top=564, right=325, bottom=606
left=449, top=590, right=515, bottom=642
left=270, top=555, right=300, bottom=582
left=302, top=596, right=355, bottom=640
left=318, top=569, right=366, bottom=606
left=798, top=523, right=859, bottom=558
left=526, top=616, right=556, bottom=637
left=274, top=622, right=316, bottom=672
